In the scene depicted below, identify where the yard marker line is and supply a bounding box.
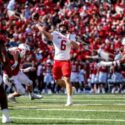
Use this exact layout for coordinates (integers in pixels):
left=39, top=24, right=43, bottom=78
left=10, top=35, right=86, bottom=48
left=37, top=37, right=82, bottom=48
left=11, top=107, right=125, bottom=113
left=35, top=109, right=125, bottom=113
left=11, top=103, right=125, bottom=109
left=2, top=117, right=125, bottom=122
left=77, top=96, right=125, bottom=98
left=22, top=95, right=125, bottom=99
left=75, top=103, right=125, bottom=106
left=39, top=99, right=125, bottom=102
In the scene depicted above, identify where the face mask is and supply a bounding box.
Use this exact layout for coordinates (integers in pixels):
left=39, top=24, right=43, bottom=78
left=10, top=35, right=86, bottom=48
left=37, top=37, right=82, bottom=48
left=59, top=28, right=67, bottom=34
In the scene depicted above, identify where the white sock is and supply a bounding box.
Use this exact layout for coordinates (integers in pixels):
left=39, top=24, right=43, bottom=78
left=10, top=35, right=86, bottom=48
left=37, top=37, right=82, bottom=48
left=2, top=109, right=10, bottom=118
left=2, top=109, right=11, bottom=123
left=67, top=96, right=72, bottom=104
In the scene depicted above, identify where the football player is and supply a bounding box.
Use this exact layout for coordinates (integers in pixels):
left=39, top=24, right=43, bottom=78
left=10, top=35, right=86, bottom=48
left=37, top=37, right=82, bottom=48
left=3, top=43, right=42, bottom=102
left=35, top=23, right=79, bottom=106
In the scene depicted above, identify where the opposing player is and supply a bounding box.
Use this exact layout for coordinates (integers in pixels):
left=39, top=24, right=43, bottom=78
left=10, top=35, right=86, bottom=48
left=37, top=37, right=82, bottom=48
left=0, top=34, right=11, bottom=123
left=35, top=23, right=79, bottom=106
left=3, top=43, right=42, bottom=102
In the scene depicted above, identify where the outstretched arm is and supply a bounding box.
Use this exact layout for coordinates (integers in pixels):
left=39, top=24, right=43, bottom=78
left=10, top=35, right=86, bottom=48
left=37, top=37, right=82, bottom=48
left=21, top=67, right=36, bottom=73
left=99, top=61, right=114, bottom=67
left=36, top=24, right=53, bottom=41
left=99, top=57, right=124, bottom=67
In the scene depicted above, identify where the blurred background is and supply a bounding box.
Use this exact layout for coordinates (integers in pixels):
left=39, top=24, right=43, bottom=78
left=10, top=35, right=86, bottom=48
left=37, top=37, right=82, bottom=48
left=0, top=0, right=125, bottom=95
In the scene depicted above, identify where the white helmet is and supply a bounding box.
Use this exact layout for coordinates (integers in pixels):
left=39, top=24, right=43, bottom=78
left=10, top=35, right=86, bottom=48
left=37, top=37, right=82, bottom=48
left=18, top=43, right=30, bottom=57
left=122, top=37, right=125, bottom=45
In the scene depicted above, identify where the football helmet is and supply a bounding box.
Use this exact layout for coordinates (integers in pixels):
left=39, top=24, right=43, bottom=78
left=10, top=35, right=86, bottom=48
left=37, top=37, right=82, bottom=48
left=18, top=43, right=30, bottom=57
left=59, top=23, right=68, bottom=34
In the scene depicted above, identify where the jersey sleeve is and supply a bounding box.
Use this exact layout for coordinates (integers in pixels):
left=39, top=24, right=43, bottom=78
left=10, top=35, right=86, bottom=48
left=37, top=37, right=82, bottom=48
left=51, top=31, right=58, bottom=43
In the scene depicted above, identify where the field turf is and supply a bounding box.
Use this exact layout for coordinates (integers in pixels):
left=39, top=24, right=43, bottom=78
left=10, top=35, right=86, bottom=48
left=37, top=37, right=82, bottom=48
left=1, top=94, right=125, bottom=125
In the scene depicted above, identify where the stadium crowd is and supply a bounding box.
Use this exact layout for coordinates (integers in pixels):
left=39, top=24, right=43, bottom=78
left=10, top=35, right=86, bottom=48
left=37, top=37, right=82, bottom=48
left=0, top=0, right=125, bottom=95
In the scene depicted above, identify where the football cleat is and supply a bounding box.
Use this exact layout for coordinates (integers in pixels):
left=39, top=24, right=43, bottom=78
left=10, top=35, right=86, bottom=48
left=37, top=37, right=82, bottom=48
left=2, top=116, right=11, bottom=124
left=31, top=94, right=43, bottom=100
left=65, top=102, right=73, bottom=107
left=2, top=109, right=11, bottom=124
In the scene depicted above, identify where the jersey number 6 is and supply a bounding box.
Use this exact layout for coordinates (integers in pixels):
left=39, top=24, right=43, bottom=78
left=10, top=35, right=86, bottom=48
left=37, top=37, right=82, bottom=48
left=60, top=40, right=66, bottom=50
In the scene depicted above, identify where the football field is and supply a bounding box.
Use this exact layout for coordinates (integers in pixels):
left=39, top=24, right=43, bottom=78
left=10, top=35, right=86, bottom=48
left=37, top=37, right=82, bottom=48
left=2, top=94, right=125, bottom=125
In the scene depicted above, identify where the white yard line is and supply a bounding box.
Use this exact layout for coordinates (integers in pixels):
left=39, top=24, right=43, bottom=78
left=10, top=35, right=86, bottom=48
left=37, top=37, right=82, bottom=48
left=22, top=95, right=125, bottom=99
left=12, top=103, right=125, bottom=109
left=41, top=99, right=125, bottom=102
left=75, top=103, right=125, bottom=106
left=12, top=106, right=125, bottom=112
left=2, top=117, right=125, bottom=122
left=36, top=108, right=125, bottom=113
left=78, top=95, right=125, bottom=98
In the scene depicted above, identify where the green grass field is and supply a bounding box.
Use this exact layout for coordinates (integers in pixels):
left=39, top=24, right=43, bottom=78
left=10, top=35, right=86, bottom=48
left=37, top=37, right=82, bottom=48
left=2, top=94, right=125, bottom=125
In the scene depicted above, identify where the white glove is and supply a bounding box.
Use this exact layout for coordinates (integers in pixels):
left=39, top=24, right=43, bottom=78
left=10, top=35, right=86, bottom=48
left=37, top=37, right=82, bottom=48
left=98, top=61, right=113, bottom=67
